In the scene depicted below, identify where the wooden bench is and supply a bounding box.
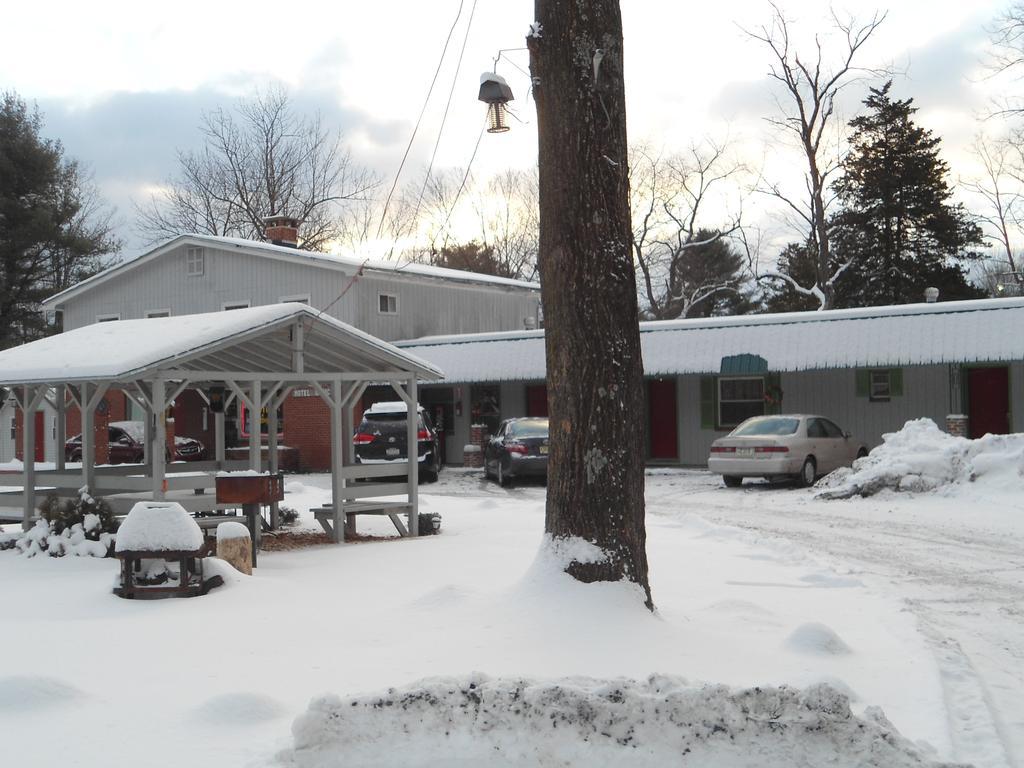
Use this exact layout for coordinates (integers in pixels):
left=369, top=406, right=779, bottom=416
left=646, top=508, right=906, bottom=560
left=312, top=502, right=412, bottom=540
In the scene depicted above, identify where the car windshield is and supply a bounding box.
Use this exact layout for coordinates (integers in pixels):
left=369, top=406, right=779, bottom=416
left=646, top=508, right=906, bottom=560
left=509, top=419, right=548, bottom=438
left=730, top=417, right=800, bottom=436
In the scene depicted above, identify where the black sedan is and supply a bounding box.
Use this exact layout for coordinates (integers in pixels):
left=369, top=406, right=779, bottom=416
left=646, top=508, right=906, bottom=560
left=484, top=417, right=549, bottom=486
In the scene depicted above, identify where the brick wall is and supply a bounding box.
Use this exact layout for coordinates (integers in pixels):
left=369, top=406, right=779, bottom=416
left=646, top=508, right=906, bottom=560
left=283, top=391, right=333, bottom=471
left=174, top=389, right=214, bottom=448
left=15, top=390, right=128, bottom=462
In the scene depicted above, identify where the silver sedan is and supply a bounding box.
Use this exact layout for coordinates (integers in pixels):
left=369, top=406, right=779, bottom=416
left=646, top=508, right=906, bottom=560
left=707, top=414, right=869, bottom=488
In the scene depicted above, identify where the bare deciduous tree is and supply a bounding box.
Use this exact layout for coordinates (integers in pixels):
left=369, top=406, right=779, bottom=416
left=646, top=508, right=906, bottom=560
left=986, top=2, right=1024, bottom=116
left=396, top=166, right=540, bottom=281
left=137, top=85, right=376, bottom=253
left=745, top=3, right=886, bottom=309
left=963, top=133, right=1023, bottom=274
left=629, top=142, right=750, bottom=319
left=472, top=168, right=540, bottom=282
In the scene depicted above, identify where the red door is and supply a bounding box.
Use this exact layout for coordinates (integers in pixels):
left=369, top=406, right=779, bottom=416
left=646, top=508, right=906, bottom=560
left=34, top=412, right=45, bottom=462
left=647, top=379, right=678, bottom=460
left=526, top=385, right=548, bottom=417
left=968, top=367, right=1010, bottom=438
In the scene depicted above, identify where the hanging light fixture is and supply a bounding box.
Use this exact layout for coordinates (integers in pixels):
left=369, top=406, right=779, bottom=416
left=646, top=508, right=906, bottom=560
left=479, top=72, right=514, bottom=134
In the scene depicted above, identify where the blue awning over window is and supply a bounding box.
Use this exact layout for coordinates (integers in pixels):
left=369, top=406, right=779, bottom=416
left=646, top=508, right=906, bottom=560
left=720, top=353, right=768, bottom=375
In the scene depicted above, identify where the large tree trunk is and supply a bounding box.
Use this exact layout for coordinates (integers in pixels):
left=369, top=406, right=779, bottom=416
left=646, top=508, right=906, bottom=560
left=528, top=0, right=652, bottom=609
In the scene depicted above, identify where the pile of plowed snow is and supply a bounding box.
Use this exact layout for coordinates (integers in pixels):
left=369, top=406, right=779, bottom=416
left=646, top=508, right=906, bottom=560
left=284, top=674, right=962, bottom=768
left=817, top=418, right=1024, bottom=499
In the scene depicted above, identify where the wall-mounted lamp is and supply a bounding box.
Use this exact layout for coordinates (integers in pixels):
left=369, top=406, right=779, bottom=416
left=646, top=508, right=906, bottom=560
left=479, top=72, right=514, bottom=133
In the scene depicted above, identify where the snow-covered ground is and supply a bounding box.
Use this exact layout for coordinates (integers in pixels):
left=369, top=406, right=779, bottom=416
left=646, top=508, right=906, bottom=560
left=0, top=465, right=1018, bottom=767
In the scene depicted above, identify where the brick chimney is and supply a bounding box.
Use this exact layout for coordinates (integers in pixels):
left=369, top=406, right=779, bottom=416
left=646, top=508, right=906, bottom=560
left=263, top=215, right=301, bottom=248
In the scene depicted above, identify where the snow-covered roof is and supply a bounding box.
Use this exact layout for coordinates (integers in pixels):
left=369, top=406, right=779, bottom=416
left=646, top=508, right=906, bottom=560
left=0, top=303, right=443, bottom=385
left=42, top=234, right=540, bottom=309
left=395, top=297, right=1024, bottom=383
left=366, top=401, right=425, bottom=414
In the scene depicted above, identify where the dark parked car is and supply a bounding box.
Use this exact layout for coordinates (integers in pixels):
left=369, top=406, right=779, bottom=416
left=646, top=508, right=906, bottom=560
left=352, top=402, right=441, bottom=482
left=64, top=420, right=207, bottom=463
left=484, top=417, right=549, bottom=486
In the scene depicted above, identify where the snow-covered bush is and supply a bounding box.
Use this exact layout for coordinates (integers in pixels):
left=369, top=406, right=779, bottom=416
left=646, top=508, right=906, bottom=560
left=818, top=418, right=1024, bottom=499
left=418, top=512, right=442, bottom=535
left=1, top=488, right=117, bottom=558
left=39, top=489, right=118, bottom=538
left=277, top=505, right=299, bottom=526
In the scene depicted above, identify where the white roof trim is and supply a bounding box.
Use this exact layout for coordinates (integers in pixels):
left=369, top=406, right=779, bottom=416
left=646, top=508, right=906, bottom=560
left=42, top=234, right=540, bottom=310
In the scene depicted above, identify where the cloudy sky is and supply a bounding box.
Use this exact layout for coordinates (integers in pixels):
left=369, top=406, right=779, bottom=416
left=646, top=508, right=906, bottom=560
left=0, top=0, right=1014, bottom=258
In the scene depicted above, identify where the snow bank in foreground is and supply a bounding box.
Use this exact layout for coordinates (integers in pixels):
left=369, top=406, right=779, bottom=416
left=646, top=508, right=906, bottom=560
left=285, top=674, right=962, bottom=768
left=817, top=418, right=1024, bottom=499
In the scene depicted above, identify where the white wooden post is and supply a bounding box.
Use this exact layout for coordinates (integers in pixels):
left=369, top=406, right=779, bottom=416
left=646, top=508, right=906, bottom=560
left=330, top=377, right=345, bottom=543
left=406, top=376, right=419, bottom=537
left=214, top=410, right=226, bottom=467
left=267, top=391, right=279, bottom=528
left=143, top=407, right=153, bottom=468
left=55, top=384, right=66, bottom=472
left=21, top=385, right=37, bottom=531
left=152, top=379, right=166, bottom=500
left=249, top=380, right=262, bottom=471
left=80, top=382, right=95, bottom=491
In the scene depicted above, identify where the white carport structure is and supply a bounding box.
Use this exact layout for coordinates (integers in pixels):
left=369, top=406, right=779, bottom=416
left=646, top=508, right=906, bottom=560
left=0, top=304, right=443, bottom=541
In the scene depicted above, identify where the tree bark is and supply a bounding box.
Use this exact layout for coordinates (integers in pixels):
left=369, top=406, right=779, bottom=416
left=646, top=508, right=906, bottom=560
left=528, top=0, right=652, bottom=609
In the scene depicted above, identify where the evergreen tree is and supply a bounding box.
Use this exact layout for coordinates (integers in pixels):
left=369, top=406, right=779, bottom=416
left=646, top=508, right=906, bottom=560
left=640, top=231, right=756, bottom=319
left=831, top=82, right=985, bottom=306
left=0, top=92, right=119, bottom=348
left=763, top=242, right=823, bottom=313
left=428, top=241, right=515, bottom=279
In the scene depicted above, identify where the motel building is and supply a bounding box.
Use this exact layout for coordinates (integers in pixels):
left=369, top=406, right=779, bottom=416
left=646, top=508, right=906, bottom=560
left=4, top=222, right=1022, bottom=470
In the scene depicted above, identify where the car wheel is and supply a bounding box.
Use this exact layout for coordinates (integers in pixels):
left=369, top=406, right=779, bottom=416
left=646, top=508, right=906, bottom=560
left=856, top=447, right=869, bottom=460
left=421, top=457, right=439, bottom=484
left=497, top=461, right=511, bottom=488
left=796, top=456, right=817, bottom=488
left=723, top=475, right=743, bottom=488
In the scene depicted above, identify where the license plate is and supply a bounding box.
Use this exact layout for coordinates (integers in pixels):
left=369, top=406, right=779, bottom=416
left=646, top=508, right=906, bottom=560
left=736, top=448, right=754, bottom=458
left=386, top=447, right=400, bottom=457
left=539, top=445, right=548, bottom=454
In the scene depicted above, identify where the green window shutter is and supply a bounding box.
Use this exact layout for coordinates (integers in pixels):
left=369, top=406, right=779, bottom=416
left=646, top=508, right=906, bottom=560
left=700, top=376, right=717, bottom=429
left=890, top=368, right=903, bottom=397
left=855, top=369, right=870, bottom=397
left=764, top=372, right=782, bottom=415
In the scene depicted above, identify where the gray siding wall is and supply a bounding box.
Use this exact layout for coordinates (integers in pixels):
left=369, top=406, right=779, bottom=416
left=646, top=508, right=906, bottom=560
left=61, top=244, right=539, bottom=340
left=681, top=363, right=1022, bottom=466
left=432, top=362, right=1024, bottom=468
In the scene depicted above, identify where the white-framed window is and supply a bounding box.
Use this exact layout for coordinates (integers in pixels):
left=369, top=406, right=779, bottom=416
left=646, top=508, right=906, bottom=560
left=869, top=370, right=891, bottom=402
left=279, top=294, right=311, bottom=305
left=222, top=301, right=250, bottom=311
left=145, top=309, right=171, bottom=318
left=718, top=377, right=765, bottom=428
left=96, top=313, right=120, bottom=323
left=186, top=246, right=205, bottom=276
left=378, top=293, right=399, bottom=315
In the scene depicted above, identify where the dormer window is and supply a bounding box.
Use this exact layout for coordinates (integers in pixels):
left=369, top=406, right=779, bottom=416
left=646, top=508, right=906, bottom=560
left=186, top=247, right=205, bottom=276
